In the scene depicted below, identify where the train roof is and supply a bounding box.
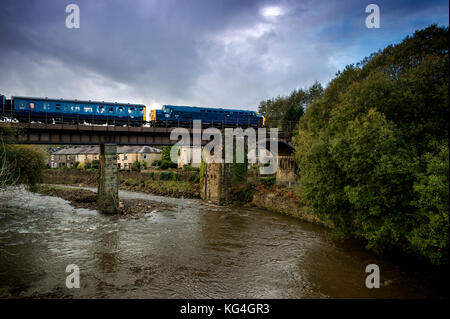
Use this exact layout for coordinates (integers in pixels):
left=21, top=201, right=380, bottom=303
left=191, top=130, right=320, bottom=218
left=11, top=96, right=145, bottom=107
left=163, top=105, right=257, bottom=114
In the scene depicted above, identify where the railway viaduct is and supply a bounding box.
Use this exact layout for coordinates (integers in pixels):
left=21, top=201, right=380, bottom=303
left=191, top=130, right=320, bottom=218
left=0, top=122, right=296, bottom=213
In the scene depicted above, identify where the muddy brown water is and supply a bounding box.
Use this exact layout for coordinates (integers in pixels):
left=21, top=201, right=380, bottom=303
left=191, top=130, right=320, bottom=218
left=0, top=186, right=446, bottom=298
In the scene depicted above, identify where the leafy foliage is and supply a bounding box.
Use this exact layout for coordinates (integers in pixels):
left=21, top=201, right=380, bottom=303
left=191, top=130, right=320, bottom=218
left=258, top=81, right=323, bottom=128
left=293, top=25, right=449, bottom=264
left=2, top=144, right=46, bottom=191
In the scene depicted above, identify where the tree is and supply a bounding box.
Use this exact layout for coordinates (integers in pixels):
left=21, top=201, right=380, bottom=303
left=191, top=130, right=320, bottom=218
left=258, top=82, right=323, bottom=128
left=282, top=104, right=304, bottom=132
left=161, top=146, right=171, bottom=162
left=293, top=25, right=449, bottom=264
left=132, top=160, right=141, bottom=172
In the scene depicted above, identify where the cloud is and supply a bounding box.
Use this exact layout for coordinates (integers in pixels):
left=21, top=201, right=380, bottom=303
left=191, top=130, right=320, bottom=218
left=0, top=0, right=448, bottom=113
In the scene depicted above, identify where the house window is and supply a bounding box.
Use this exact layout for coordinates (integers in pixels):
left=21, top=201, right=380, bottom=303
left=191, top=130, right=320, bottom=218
left=143, top=154, right=147, bottom=159
left=51, top=155, right=54, bottom=161
left=123, top=154, right=128, bottom=160
left=67, top=155, right=70, bottom=160
left=124, top=163, right=128, bottom=169
left=94, top=155, right=97, bottom=160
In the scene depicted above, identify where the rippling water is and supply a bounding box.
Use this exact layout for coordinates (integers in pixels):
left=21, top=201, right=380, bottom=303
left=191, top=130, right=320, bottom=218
left=0, top=186, right=445, bottom=298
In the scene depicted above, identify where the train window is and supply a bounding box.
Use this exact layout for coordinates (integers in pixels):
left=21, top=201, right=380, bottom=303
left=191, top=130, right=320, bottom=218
left=109, top=107, right=114, bottom=112
left=130, top=107, right=135, bottom=111
left=56, top=104, right=61, bottom=110
left=84, top=106, right=93, bottom=112
left=19, top=102, right=26, bottom=109
left=29, top=103, right=34, bottom=109
left=118, top=107, right=123, bottom=112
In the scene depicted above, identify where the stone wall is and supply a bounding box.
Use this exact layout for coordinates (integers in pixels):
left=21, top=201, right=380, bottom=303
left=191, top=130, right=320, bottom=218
left=276, top=155, right=296, bottom=187
left=201, top=162, right=232, bottom=205
left=251, top=190, right=333, bottom=228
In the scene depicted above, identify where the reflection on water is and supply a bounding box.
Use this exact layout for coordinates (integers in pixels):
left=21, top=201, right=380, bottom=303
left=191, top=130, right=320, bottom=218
left=0, top=186, right=445, bottom=298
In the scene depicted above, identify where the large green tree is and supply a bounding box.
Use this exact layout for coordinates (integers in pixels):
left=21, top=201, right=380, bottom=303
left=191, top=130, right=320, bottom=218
left=293, top=25, right=449, bottom=265
left=258, top=81, right=323, bottom=128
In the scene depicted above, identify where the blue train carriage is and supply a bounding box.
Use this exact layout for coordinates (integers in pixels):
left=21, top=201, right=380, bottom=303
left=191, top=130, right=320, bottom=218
left=9, top=96, right=146, bottom=125
left=150, top=105, right=265, bottom=128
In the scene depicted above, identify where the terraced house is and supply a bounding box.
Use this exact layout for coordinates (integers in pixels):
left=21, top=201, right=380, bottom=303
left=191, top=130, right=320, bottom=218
left=49, top=145, right=161, bottom=169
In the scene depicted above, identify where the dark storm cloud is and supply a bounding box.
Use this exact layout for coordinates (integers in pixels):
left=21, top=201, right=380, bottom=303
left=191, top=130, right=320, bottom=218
left=0, top=0, right=448, bottom=111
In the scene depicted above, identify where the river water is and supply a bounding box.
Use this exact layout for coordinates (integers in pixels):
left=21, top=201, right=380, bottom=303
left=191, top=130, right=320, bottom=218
left=0, top=186, right=445, bottom=298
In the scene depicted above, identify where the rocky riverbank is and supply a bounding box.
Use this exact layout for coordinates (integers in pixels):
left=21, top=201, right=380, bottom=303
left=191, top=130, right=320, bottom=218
left=42, top=169, right=200, bottom=199
left=36, top=185, right=175, bottom=217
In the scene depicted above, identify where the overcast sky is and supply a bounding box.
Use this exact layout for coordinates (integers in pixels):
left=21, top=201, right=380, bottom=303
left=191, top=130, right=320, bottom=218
left=0, top=0, right=448, bottom=114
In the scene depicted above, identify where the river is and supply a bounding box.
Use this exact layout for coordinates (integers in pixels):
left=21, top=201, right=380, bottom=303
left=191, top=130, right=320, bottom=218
left=0, top=186, right=445, bottom=298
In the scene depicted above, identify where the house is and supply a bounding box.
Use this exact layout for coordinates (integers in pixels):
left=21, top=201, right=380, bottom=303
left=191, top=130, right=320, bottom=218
left=48, top=145, right=161, bottom=169
left=116, top=146, right=161, bottom=169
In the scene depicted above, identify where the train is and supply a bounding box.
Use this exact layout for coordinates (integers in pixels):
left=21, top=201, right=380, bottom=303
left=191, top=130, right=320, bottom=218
left=0, top=95, right=265, bottom=128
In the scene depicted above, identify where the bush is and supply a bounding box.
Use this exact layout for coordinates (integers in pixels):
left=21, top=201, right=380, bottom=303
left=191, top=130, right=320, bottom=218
left=2, top=144, right=46, bottom=191
left=189, top=174, right=200, bottom=183
left=160, top=160, right=177, bottom=170
left=260, top=175, right=276, bottom=186
left=132, top=160, right=141, bottom=172
left=71, top=161, right=80, bottom=169
left=183, top=164, right=199, bottom=172
left=151, top=159, right=162, bottom=167
left=231, top=183, right=255, bottom=202
left=91, top=159, right=99, bottom=169
left=124, top=178, right=139, bottom=186
left=159, top=172, right=180, bottom=181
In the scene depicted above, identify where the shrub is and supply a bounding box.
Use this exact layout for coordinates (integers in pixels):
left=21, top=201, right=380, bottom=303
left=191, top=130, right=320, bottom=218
left=160, top=160, right=177, bottom=170
left=183, top=164, right=199, bottom=172
left=2, top=144, right=46, bottom=191
left=132, top=160, right=141, bottom=172
left=124, top=178, right=139, bottom=186
left=151, top=159, right=162, bottom=167
left=231, top=183, right=255, bottom=202
left=91, top=159, right=99, bottom=169
left=71, top=161, right=80, bottom=169
left=260, top=175, right=276, bottom=186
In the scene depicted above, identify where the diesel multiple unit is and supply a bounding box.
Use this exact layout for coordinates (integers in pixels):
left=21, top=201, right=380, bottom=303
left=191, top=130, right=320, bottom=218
left=0, top=95, right=265, bottom=128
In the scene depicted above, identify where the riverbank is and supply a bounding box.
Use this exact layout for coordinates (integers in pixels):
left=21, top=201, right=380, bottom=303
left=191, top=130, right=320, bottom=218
left=250, top=183, right=333, bottom=228
left=36, top=184, right=175, bottom=217
left=42, top=169, right=200, bottom=198
left=42, top=169, right=328, bottom=227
